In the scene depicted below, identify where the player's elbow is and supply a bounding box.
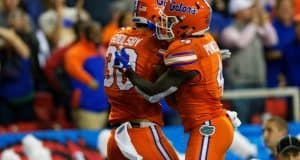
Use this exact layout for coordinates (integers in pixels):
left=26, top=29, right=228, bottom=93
left=141, top=88, right=158, bottom=96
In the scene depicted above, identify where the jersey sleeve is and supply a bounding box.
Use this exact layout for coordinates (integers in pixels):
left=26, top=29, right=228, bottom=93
left=164, top=42, right=199, bottom=72
left=64, top=47, right=94, bottom=85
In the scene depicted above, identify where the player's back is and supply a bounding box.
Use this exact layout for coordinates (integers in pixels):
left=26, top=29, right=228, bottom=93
left=164, top=33, right=226, bottom=131
left=104, top=27, right=164, bottom=126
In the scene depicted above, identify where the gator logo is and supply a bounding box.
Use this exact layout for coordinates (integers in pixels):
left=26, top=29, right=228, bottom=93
left=169, top=1, right=197, bottom=15
left=199, top=125, right=215, bottom=136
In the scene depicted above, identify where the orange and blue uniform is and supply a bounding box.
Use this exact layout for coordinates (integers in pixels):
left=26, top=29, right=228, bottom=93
left=163, top=33, right=234, bottom=160
left=104, top=28, right=178, bottom=160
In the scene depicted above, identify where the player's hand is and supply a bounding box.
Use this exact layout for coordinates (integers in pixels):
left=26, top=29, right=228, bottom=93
left=220, top=49, right=231, bottom=60
left=226, top=110, right=241, bottom=128
left=88, top=80, right=99, bottom=90
left=114, top=48, right=131, bottom=69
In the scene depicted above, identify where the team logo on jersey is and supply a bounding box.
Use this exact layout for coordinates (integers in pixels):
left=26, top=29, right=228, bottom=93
left=199, top=124, right=215, bottom=136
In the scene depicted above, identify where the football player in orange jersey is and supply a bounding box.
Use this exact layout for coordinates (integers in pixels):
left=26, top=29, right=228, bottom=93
left=115, top=0, right=239, bottom=159
left=104, top=0, right=179, bottom=160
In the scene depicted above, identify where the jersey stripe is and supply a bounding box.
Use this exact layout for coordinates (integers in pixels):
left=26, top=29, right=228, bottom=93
left=164, top=54, right=197, bottom=66
left=199, top=121, right=211, bottom=160
left=164, top=51, right=197, bottom=66
left=150, top=125, right=171, bottom=160
left=166, top=51, right=195, bottom=58
left=167, top=60, right=197, bottom=67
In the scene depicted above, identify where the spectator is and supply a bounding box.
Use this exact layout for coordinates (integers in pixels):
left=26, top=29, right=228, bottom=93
left=282, top=14, right=300, bottom=87
left=100, top=14, right=118, bottom=48
left=0, top=0, right=20, bottom=27
left=35, top=28, right=51, bottom=69
left=259, top=0, right=276, bottom=12
left=266, top=0, right=295, bottom=88
left=44, top=17, right=92, bottom=123
left=21, top=0, right=46, bottom=28
left=101, top=1, right=134, bottom=47
left=8, top=9, right=46, bottom=90
left=277, top=136, right=300, bottom=160
left=0, top=27, right=36, bottom=125
left=207, top=0, right=232, bottom=41
left=118, top=12, right=135, bottom=29
left=263, top=116, right=288, bottom=159
left=44, top=43, right=74, bottom=121
left=64, top=20, right=109, bottom=130
left=221, top=0, right=277, bottom=123
left=39, top=0, right=89, bottom=48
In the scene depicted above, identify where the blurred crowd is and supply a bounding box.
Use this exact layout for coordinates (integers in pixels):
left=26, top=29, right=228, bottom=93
left=210, top=0, right=300, bottom=123
left=0, top=0, right=300, bottom=132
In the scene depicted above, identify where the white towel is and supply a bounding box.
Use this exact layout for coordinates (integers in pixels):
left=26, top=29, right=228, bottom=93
left=114, top=122, right=143, bottom=160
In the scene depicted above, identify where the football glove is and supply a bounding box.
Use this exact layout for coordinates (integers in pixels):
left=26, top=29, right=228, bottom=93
left=114, top=48, right=131, bottom=69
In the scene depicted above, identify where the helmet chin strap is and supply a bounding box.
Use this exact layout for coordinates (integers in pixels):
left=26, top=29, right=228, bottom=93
left=132, top=17, right=156, bottom=32
left=132, top=17, right=148, bottom=24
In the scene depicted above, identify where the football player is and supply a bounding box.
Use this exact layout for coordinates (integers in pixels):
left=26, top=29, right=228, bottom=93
left=104, top=0, right=179, bottom=159
left=115, top=0, right=236, bottom=159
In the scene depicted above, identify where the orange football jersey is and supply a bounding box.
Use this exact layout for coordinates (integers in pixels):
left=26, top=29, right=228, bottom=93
left=104, top=28, right=164, bottom=126
left=163, top=33, right=226, bottom=131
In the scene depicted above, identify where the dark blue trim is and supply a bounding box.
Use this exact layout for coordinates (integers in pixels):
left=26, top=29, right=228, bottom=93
left=168, top=51, right=195, bottom=57
left=199, top=128, right=205, bottom=160
left=149, top=126, right=168, bottom=160
left=154, top=126, right=172, bottom=159
left=205, top=121, right=211, bottom=160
